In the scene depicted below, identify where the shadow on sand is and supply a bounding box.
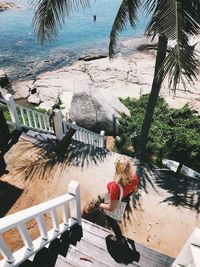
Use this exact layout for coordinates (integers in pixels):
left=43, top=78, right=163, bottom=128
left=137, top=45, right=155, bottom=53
left=0, top=181, right=23, bottom=217
left=149, top=164, right=200, bottom=214
left=82, top=158, right=200, bottom=231
left=13, top=135, right=109, bottom=182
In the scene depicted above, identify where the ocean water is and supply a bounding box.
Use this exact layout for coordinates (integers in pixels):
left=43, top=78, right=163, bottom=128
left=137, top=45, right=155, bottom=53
left=0, top=0, right=148, bottom=80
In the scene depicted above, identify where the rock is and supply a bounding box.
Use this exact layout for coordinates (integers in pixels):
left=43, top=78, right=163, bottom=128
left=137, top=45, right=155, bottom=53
left=0, top=2, right=20, bottom=11
left=78, top=54, right=107, bottom=62
left=39, top=101, right=54, bottom=111
left=0, top=70, right=9, bottom=88
left=28, top=94, right=40, bottom=105
left=69, top=91, right=130, bottom=135
left=12, top=36, right=200, bottom=129
left=13, top=81, right=34, bottom=100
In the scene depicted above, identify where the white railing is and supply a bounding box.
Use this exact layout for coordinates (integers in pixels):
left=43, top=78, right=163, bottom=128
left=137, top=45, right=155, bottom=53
left=162, top=159, right=200, bottom=179
left=4, top=94, right=53, bottom=134
left=62, top=119, right=105, bottom=148
left=3, top=94, right=105, bottom=148
left=172, top=228, right=200, bottom=267
left=53, top=109, right=105, bottom=148
left=0, top=180, right=81, bottom=267
left=16, top=103, right=52, bottom=133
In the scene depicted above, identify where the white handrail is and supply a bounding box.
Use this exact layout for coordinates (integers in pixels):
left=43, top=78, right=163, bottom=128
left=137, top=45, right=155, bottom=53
left=0, top=180, right=81, bottom=267
left=61, top=120, right=105, bottom=148
left=4, top=94, right=105, bottom=147
left=15, top=103, right=53, bottom=134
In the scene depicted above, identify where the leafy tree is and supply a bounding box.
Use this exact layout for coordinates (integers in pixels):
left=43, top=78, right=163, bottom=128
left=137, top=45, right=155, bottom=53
left=31, top=0, right=200, bottom=156
left=117, top=95, right=200, bottom=172
left=109, top=0, right=200, bottom=156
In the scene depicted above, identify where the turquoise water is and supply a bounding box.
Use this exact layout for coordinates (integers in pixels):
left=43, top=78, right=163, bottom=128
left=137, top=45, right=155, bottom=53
left=0, top=0, right=147, bottom=79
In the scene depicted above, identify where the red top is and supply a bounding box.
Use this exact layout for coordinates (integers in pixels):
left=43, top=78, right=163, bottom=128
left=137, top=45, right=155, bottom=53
left=107, top=174, right=138, bottom=200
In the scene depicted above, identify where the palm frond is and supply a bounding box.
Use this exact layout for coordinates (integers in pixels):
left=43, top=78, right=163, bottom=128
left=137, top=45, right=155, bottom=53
left=145, top=0, right=200, bottom=91
left=32, top=0, right=91, bottom=43
left=109, top=0, right=141, bottom=58
left=145, top=0, right=200, bottom=39
left=161, top=45, right=198, bottom=92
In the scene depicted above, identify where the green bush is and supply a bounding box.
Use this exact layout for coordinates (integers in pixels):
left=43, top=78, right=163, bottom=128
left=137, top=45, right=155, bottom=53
left=116, top=95, right=200, bottom=172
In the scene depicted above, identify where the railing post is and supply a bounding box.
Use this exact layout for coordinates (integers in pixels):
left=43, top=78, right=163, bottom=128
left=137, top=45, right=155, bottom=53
left=68, top=180, right=81, bottom=226
left=100, top=130, right=105, bottom=148
left=53, top=109, right=63, bottom=141
left=5, top=94, right=21, bottom=130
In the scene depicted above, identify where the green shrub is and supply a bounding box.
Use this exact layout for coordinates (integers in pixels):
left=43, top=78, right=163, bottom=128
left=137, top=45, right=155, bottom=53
left=116, top=95, right=200, bottom=172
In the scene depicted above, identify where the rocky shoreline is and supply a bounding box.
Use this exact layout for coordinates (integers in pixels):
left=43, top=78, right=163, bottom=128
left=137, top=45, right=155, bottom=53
left=0, top=1, right=20, bottom=11
left=1, top=37, right=200, bottom=133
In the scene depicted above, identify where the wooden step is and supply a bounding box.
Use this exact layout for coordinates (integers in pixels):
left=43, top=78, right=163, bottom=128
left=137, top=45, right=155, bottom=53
left=82, top=220, right=174, bottom=267
left=82, top=227, right=107, bottom=249
left=77, top=235, right=140, bottom=267
left=55, top=255, right=75, bottom=267
left=57, top=245, right=109, bottom=267
left=82, top=219, right=111, bottom=237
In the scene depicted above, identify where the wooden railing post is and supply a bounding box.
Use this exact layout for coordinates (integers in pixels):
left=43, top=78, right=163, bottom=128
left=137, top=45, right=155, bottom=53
left=53, top=109, right=63, bottom=141
left=5, top=94, right=21, bottom=130
left=68, top=180, right=81, bottom=226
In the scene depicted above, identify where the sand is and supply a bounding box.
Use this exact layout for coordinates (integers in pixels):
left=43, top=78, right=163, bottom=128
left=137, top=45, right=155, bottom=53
left=1, top=137, right=200, bottom=259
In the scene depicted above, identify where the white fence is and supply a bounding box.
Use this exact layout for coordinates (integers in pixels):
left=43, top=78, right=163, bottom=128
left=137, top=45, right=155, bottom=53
left=0, top=180, right=81, bottom=267
left=4, top=94, right=53, bottom=134
left=162, top=159, right=200, bottom=179
left=62, top=119, right=105, bottom=148
left=2, top=94, right=105, bottom=148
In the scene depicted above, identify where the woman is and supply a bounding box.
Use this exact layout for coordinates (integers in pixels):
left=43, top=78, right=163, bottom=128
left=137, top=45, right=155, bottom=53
left=100, top=156, right=138, bottom=243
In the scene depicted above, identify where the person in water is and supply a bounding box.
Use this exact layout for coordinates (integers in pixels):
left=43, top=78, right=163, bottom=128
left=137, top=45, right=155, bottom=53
left=93, top=15, right=96, bottom=21
left=100, top=156, right=138, bottom=243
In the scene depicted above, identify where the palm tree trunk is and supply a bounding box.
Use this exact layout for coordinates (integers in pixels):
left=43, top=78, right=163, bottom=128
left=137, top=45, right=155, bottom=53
left=138, top=35, right=168, bottom=157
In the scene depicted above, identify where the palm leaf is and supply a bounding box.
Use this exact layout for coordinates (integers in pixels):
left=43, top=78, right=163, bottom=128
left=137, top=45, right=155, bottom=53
left=32, top=0, right=91, bottom=43
left=109, top=0, right=141, bottom=58
left=145, top=0, right=200, bottom=91
left=161, top=45, right=198, bottom=91
left=145, top=0, right=200, bottom=38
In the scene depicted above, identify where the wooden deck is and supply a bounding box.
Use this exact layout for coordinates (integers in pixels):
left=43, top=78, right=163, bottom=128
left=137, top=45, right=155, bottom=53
left=55, top=219, right=174, bottom=267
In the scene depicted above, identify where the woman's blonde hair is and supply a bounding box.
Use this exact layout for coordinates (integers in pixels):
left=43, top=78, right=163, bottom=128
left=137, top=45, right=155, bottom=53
left=113, top=156, right=134, bottom=186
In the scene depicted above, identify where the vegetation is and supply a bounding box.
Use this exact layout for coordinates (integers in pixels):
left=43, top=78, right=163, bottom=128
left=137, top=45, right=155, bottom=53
left=32, top=0, right=200, bottom=157
left=109, top=0, right=200, bottom=156
left=116, top=95, right=200, bottom=172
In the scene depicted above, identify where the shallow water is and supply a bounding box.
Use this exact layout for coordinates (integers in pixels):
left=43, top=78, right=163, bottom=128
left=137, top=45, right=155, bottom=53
left=0, top=0, right=148, bottom=80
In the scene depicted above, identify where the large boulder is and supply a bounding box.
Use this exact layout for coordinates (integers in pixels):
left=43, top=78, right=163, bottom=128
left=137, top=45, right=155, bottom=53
left=69, top=90, right=130, bottom=135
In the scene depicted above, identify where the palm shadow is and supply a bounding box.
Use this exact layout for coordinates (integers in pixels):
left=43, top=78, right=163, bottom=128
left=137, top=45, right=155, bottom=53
left=150, top=165, right=200, bottom=214
left=13, top=132, right=109, bottom=182
left=133, top=159, right=200, bottom=214
left=82, top=158, right=200, bottom=230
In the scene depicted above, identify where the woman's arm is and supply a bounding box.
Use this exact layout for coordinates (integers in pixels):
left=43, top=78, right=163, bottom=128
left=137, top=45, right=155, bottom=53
left=100, top=199, right=117, bottom=211
left=132, top=173, right=139, bottom=193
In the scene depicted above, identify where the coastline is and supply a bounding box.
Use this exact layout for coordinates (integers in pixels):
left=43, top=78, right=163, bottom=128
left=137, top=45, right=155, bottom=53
left=2, top=35, right=200, bottom=114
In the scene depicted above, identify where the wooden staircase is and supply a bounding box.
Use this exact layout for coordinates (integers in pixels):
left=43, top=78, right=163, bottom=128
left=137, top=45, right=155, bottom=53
left=55, top=219, right=174, bottom=267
